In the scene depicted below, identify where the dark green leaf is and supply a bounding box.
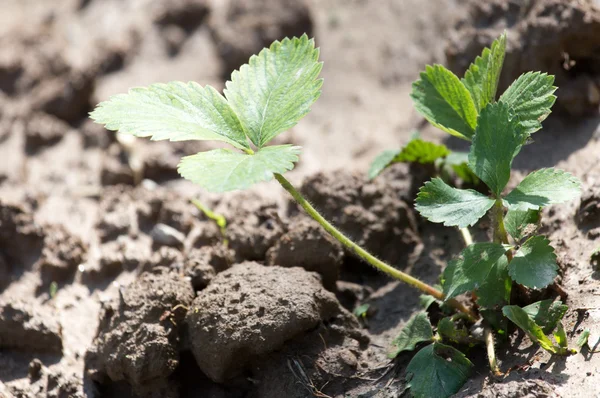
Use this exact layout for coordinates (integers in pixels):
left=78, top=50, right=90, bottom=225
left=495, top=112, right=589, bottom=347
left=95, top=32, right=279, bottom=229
left=504, top=168, right=582, bottom=210
left=462, top=33, right=506, bottom=111
left=437, top=317, right=477, bottom=344
left=468, top=102, right=527, bottom=197
left=419, top=294, right=437, bottom=310
left=411, top=65, right=478, bottom=140
left=505, top=208, right=540, bottom=241
left=522, top=299, right=568, bottom=334
left=368, top=139, right=450, bottom=179
left=178, top=145, right=300, bottom=192
left=499, top=72, right=557, bottom=135
left=224, top=35, right=323, bottom=147
left=508, top=236, right=558, bottom=289
left=502, top=305, right=557, bottom=354
left=405, top=342, right=473, bottom=398
left=415, top=178, right=495, bottom=228
left=442, top=243, right=507, bottom=299
left=390, top=312, right=434, bottom=358
left=476, top=255, right=511, bottom=308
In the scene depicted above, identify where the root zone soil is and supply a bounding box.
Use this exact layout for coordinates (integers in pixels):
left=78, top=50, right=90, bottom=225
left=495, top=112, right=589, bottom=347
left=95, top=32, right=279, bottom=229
left=1, top=1, right=600, bottom=398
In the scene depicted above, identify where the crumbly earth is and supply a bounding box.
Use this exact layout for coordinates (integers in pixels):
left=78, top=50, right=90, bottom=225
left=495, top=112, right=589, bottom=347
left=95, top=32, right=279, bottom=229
left=1, top=0, right=600, bottom=397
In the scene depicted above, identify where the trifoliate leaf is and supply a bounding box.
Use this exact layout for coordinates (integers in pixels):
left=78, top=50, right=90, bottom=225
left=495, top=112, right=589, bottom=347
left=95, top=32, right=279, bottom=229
left=504, top=208, right=540, bottom=241
left=90, top=82, right=250, bottom=150
left=504, top=168, right=582, bottom=210
left=390, top=312, right=433, bottom=358
left=499, top=71, right=557, bottom=135
left=224, top=35, right=323, bottom=148
left=411, top=64, right=478, bottom=140
left=442, top=243, right=508, bottom=300
left=554, top=322, right=568, bottom=348
left=508, top=236, right=558, bottom=289
left=476, top=255, right=511, bottom=308
left=468, top=102, right=527, bottom=197
left=405, top=342, right=473, bottom=398
left=178, top=145, right=300, bottom=192
left=462, top=33, right=506, bottom=111
left=368, top=139, right=450, bottom=179
left=415, top=178, right=495, bottom=228
left=502, top=305, right=557, bottom=354
left=368, top=150, right=401, bottom=179
left=522, top=299, right=568, bottom=334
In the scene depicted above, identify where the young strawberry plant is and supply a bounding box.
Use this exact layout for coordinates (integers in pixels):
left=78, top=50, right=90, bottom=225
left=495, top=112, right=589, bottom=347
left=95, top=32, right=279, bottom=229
left=91, top=33, right=584, bottom=397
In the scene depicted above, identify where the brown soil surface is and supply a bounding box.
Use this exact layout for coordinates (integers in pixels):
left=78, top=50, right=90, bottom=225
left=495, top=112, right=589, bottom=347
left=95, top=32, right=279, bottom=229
left=1, top=0, right=600, bottom=397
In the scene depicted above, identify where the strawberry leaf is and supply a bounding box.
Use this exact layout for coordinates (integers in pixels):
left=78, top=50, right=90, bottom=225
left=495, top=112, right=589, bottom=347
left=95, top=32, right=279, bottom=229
left=224, top=35, right=323, bottom=148
left=389, top=312, right=433, bottom=358
left=522, top=299, right=568, bottom=334
left=502, top=305, right=557, bottom=354
left=178, top=145, right=300, bottom=192
left=442, top=243, right=508, bottom=300
left=476, top=255, right=511, bottom=308
left=368, top=150, right=401, bottom=180
left=508, top=236, right=558, bottom=289
left=462, top=33, right=506, bottom=111
left=405, top=342, right=473, bottom=398
left=415, top=178, right=495, bottom=228
left=411, top=65, right=478, bottom=140
left=504, top=208, right=540, bottom=241
left=368, top=139, right=450, bottom=179
left=468, top=102, right=527, bottom=197
left=499, top=72, right=557, bottom=135
left=90, top=82, right=250, bottom=150
left=504, top=168, right=581, bottom=210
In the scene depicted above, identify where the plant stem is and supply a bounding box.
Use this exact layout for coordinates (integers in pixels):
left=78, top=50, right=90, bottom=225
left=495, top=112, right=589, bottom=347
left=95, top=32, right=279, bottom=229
left=484, top=327, right=502, bottom=377
left=492, top=200, right=513, bottom=261
left=460, top=227, right=473, bottom=246
left=273, top=173, right=477, bottom=320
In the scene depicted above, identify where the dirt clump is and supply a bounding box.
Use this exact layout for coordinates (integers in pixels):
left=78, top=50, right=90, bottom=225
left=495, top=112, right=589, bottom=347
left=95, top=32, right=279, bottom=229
left=185, top=262, right=348, bottom=382
left=24, top=112, right=70, bottom=154
left=577, top=184, right=600, bottom=227
left=0, top=201, right=45, bottom=267
left=209, top=0, right=313, bottom=76
left=447, top=0, right=600, bottom=117
left=185, top=245, right=234, bottom=291
left=0, top=300, right=62, bottom=354
left=84, top=268, right=194, bottom=395
left=37, top=224, right=87, bottom=284
left=266, top=216, right=343, bottom=290
left=300, top=170, right=420, bottom=267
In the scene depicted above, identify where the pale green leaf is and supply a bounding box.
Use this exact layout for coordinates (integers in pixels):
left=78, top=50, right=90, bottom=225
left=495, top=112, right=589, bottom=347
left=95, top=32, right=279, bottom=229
left=505, top=208, right=540, bottom=241
left=442, top=243, right=507, bottom=299
left=419, top=294, right=437, bottom=310
left=468, top=102, right=527, bottom=196
left=554, top=322, right=568, bottom=348
left=406, top=342, right=473, bottom=398
left=90, top=82, right=250, bottom=150
left=224, top=35, right=323, bottom=148
left=415, top=178, right=495, bottom=228
left=178, top=145, right=300, bottom=192
left=476, top=255, right=511, bottom=308
left=390, top=312, right=433, bottom=358
left=577, top=329, right=591, bottom=350
left=462, top=33, right=506, bottom=111
left=499, top=71, right=557, bottom=135
left=522, top=299, right=568, bottom=334
left=442, top=151, right=479, bottom=184
left=411, top=64, right=478, bottom=140
left=502, top=305, right=557, bottom=354
left=368, top=149, right=400, bottom=179
left=504, top=168, right=582, bottom=210
left=509, top=236, right=558, bottom=289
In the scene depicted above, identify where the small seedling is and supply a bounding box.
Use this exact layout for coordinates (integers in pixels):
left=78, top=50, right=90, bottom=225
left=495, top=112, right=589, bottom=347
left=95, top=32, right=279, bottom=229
left=191, top=198, right=228, bottom=246
left=91, top=33, right=586, bottom=397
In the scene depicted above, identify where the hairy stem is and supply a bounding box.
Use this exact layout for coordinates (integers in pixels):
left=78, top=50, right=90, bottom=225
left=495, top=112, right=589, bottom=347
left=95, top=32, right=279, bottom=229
left=460, top=227, right=473, bottom=246
left=484, top=327, right=503, bottom=377
left=493, top=200, right=513, bottom=261
left=274, top=173, right=476, bottom=320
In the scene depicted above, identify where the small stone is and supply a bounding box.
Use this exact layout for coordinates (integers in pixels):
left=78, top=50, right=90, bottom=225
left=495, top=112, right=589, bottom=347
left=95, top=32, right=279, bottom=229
left=151, top=223, right=186, bottom=248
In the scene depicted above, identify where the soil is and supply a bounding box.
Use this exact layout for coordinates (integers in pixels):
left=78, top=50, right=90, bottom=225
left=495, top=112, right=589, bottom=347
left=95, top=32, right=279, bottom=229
left=1, top=0, right=600, bottom=397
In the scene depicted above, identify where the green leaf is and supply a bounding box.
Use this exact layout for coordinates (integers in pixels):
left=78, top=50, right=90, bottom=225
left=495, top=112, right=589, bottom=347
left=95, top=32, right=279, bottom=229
left=468, top=102, right=527, bottom=197
left=476, top=255, right=511, bottom=308
left=509, top=236, right=558, bottom=289
left=522, top=299, right=568, bottom=334
left=577, top=329, right=591, bottom=350
left=499, top=71, right=557, bottom=135
left=353, top=304, right=370, bottom=319
left=405, top=342, right=473, bottom=398
left=462, top=33, right=506, bottom=111
left=90, top=82, right=250, bottom=150
left=368, top=149, right=401, bottom=179
left=502, top=305, right=557, bottom=354
left=178, top=145, right=300, bottom=192
left=554, top=322, right=568, bottom=348
left=419, top=294, right=437, bottom=310
left=505, top=208, right=540, bottom=241
left=437, top=317, right=476, bottom=344
left=415, top=178, right=495, bottom=228
left=224, top=35, right=323, bottom=148
left=411, top=65, right=478, bottom=140
left=504, top=168, right=582, bottom=210
left=390, top=312, right=433, bottom=358
left=442, top=152, right=479, bottom=184
left=442, top=243, right=507, bottom=300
